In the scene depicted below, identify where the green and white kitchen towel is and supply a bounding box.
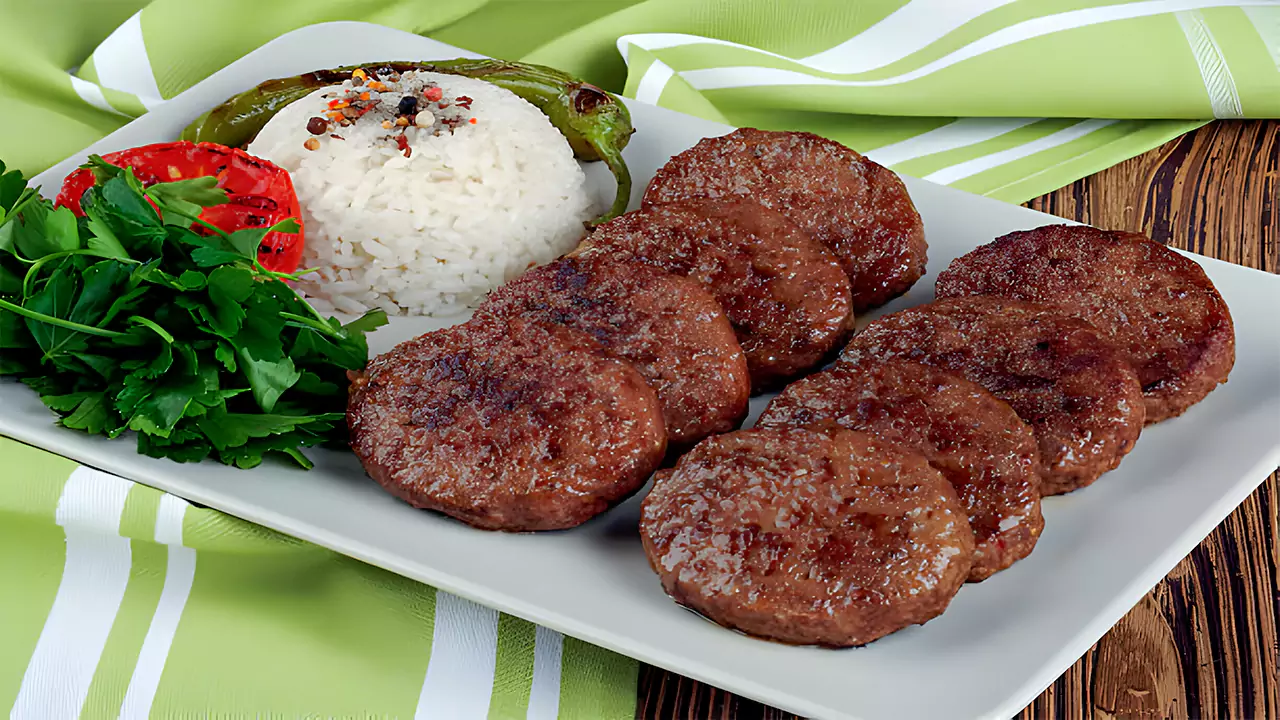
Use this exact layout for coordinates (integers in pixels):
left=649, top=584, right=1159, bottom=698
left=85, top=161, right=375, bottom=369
left=1, top=1, right=1277, bottom=718
left=0, top=437, right=636, bottom=718
left=3, top=0, right=1279, bottom=193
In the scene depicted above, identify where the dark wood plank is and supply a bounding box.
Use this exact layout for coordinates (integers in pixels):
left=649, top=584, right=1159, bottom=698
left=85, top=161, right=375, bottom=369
left=1021, top=119, right=1278, bottom=720
left=635, top=119, right=1280, bottom=720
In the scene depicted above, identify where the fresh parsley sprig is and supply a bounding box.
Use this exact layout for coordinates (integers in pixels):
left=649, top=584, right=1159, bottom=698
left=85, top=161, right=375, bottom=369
left=0, top=156, right=387, bottom=469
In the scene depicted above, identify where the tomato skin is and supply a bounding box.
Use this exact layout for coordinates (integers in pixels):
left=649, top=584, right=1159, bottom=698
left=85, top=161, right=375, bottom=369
left=56, top=141, right=304, bottom=273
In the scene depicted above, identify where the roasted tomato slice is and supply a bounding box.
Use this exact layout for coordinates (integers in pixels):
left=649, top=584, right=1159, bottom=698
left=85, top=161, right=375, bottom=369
left=56, top=141, right=304, bottom=273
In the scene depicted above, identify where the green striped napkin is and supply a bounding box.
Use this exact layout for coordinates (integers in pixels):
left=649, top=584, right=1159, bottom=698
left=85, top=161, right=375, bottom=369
left=0, top=437, right=636, bottom=718
left=1, top=2, right=1276, bottom=718
left=2, top=0, right=1277, bottom=191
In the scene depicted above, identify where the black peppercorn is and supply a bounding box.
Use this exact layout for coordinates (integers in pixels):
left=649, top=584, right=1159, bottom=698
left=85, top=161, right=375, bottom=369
left=397, top=96, right=418, bottom=116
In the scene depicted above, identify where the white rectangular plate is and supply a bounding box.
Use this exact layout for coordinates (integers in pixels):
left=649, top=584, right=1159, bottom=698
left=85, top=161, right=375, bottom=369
left=6, top=22, right=1280, bottom=720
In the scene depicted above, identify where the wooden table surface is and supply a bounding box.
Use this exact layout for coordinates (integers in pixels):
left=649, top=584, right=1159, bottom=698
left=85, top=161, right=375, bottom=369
left=635, top=119, right=1280, bottom=720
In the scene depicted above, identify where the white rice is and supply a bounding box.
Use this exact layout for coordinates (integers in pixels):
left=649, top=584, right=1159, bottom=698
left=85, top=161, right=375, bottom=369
left=247, top=70, right=598, bottom=316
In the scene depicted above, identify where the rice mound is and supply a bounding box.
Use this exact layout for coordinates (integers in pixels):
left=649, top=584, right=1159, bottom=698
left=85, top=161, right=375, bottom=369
left=247, top=71, right=598, bottom=316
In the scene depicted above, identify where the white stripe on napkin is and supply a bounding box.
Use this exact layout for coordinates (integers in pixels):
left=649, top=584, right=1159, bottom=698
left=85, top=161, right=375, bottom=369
left=616, top=0, right=1022, bottom=78
left=1176, top=10, right=1244, bottom=119
left=68, top=76, right=129, bottom=117
left=923, top=119, right=1118, bottom=185
left=118, top=494, right=196, bottom=720
left=1242, top=6, right=1280, bottom=72
left=677, top=0, right=1278, bottom=90
left=526, top=625, right=563, bottom=720
left=801, top=0, right=1023, bottom=73
left=634, top=59, right=677, bottom=106
left=90, top=11, right=165, bottom=110
left=618, top=34, right=773, bottom=66
left=11, top=467, right=133, bottom=720
left=415, top=591, right=500, bottom=719
left=865, top=117, right=1042, bottom=166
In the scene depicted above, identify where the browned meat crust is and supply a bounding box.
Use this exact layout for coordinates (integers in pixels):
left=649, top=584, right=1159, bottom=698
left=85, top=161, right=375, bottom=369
left=640, top=425, right=974, bottom=647
left=758, top=359, right=1043, bottom=581
left=643, top=128, right=926, bottom=312
left=935, top=224, right=1235, bottom=423
left=841, top=297, right=1145, bottom=495
left=474, top=254, right=749, bottom=448
left=581, top=197, right=853, bottom=390
left=348, top=317, right=667, bottom=531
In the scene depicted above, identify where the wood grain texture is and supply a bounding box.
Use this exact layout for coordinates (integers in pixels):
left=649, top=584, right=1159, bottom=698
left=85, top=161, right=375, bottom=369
left=634, top=119, right=1280, bottom=720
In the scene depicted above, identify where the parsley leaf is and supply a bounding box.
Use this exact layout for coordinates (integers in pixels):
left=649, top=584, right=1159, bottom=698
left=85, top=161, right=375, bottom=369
left=147, top=176, right=227, bottom=229
left=181, top=231, right=247, bottom=267
left=42, top=389, right=116, bottom=429
left=342, top=309, right=390, bottom=335
left=204, top=266, right=253, bottom=336
left=0, top=160, right=26, bottom=212
left=12, top=202, right=66, bottom=260
left=225, top=217, right=300, bottom=259
left=24, top=266, right=83, bottom=362
left=85, top=213, right=130, bottom=259
left=0, top=152, right=381, bottom=469
left=72, top=260, right=131, bottom=325
left=44, top=207, right=80, bottom=254
left=80, top=173, right=166, bottom=257
left=197, top=410, right=341, bottom=451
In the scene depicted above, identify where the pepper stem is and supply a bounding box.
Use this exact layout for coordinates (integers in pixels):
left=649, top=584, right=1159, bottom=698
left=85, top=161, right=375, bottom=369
left=592, top=145, right=631, bottom=225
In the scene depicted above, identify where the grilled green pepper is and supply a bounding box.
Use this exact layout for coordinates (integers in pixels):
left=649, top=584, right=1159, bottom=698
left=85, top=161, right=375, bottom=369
left=182, top=60, right=634, bottom=223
